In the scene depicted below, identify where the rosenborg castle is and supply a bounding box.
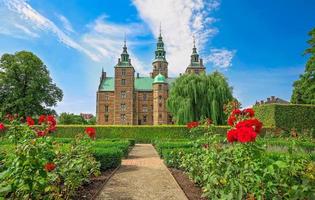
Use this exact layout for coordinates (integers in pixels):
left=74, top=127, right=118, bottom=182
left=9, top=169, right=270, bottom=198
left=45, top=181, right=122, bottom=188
left=96, top=32, right=205, bottom=125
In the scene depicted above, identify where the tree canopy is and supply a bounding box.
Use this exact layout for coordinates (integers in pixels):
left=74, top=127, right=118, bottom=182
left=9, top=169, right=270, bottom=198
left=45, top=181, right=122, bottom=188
left=0, top=51, right=63, bottom=117
left=58, top=113, right=96, bottom=125
left=291, top=28, right=315, bottom=104
left=167, top=72, right=234, bottom=125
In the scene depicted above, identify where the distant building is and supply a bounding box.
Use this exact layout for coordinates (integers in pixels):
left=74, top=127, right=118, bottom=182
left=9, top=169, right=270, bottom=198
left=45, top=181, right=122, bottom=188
left=80, top=113, right=94, bottom=120
left=255, top=96, right=289, bottom=105
left=96, top=31, right=205, bottom=125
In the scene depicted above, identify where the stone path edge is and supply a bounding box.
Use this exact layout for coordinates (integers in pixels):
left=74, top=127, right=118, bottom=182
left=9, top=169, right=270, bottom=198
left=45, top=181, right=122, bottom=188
left=92, top=165, right=122, bottom=200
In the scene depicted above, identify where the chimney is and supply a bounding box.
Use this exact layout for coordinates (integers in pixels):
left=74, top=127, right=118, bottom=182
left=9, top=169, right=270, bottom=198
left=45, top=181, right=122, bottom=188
left=118, top=58, right=121, bottom=63
left=102, top=72, right=106, bottom=79
left=179, top=73, right=182, bottom=76
left=267, top=98, right=271, bottom=103
left=260, top=100, right=264, bottom=104
left=137, top=73, right=140, bottom=78
left=271, top=96, right=275, bottom=102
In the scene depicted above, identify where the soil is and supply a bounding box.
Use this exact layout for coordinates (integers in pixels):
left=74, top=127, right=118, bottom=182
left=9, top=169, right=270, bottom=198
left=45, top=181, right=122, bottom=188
left=169, top=168, right=207, bottom=200
left=74, top=169, right=116, bottom=200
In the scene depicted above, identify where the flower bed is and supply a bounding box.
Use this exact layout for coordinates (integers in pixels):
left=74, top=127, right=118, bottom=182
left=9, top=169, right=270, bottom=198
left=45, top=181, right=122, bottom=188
left=0, top=115, right=133, bottom=199
left=159, top=108, right=315, bottom=199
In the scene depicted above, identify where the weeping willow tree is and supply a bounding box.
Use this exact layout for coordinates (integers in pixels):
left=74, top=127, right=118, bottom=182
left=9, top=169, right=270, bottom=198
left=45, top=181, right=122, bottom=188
left=167, top=72, right=234, bottom=125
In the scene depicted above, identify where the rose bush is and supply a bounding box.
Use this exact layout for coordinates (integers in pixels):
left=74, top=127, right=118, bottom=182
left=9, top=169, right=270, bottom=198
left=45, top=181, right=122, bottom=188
left=177, top=108, right=315, bottom=199
left=0, top=115, right=100, bottom=199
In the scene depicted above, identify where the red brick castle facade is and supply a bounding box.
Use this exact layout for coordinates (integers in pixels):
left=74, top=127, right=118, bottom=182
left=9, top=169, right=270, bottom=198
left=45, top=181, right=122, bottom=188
left=96, top=33, right=205, bottom=125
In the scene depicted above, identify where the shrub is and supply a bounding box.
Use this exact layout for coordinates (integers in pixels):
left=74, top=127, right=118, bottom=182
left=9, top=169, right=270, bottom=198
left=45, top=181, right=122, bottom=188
left=155, top=141, right=194, bottom=157
left=254, top=104, right=315, bottom=130
left=93, top=148, right=123, bottom=170
left=94, top=140, right=130, bottom=157
left=162, top=148, right=193, bottom=168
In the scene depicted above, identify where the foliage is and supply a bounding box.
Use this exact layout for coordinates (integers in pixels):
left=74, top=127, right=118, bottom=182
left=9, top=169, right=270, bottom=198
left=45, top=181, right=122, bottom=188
left=0, top=116, right=100, bottom=199
left=254, top=104, right=315, bottom=130
left=93, top=148, right=123, bottom=170
left=58, top=112, right=95, bottom=125
left=50, top=125, right=235, bottom=142
left=291, top=28, right=315, bottom=104
left=0, top=51, right=63, bottom=117
left=167, top=72, right=234, bottom=125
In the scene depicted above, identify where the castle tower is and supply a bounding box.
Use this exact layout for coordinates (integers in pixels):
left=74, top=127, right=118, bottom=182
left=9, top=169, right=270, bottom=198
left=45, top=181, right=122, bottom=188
left=185, top=37, right=205, bottom=74
left=151, top=28, right=168, bottom=78
left=114, top=39, right=135, bottom=125
left=153, top=73, right=168, bottom=125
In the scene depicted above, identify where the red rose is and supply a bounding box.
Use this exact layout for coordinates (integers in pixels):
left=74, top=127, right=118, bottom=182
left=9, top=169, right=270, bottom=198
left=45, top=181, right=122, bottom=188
left=44, top=162, right=56, bottom=172
left=227, top=129, right=238, bottom=143
left=206, top=118, right=212, bottom=125
left=37, top=130, right=46, bottom=137
left=237, top=126, right=256, bottom=143
left=232, top=109, right=242, bottom=116
left=5, top=114, right=14, bottom=122
left=47, top=115, right=56, bottom=126
left=0, top=123, right=5, bottom=132
left=243, top=108, right=255, bottom=117
left=26, top=116, right=35, bottom=127
left=186, top=121, right=199, bottom=129
left=38, top=115, right=47, bottom=125
left=228, top=115, right=236, bottom=126
left=85, top=127, right=96, bottom=139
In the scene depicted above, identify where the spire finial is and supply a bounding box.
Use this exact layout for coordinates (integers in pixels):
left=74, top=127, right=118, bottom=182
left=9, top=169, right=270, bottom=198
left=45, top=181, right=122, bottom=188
left=193, top=35, right=196, bottom=48
left=124, top=32, right=126, bottom=47
left=159, top=22, right=162, bottom=37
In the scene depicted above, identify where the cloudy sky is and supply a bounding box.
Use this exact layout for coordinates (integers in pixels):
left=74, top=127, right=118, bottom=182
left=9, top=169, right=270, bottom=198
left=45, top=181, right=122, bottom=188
left=0, top=0, right=314, bottom=114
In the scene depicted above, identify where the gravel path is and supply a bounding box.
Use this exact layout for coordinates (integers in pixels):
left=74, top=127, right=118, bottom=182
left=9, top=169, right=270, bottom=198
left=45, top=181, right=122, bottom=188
left=96, top=144, right=188, bottom=200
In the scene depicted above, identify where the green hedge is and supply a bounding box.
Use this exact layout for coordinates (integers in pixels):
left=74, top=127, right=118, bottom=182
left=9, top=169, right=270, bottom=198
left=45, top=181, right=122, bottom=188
left=155, top=141, right=194, bottom=157
left=93, top=147, right=123, bottom=170
left=51, top=125, right=233, bottom=143
left=162, top=148, right=194, bottom=168
left=254, top=104, right=315, bottom=130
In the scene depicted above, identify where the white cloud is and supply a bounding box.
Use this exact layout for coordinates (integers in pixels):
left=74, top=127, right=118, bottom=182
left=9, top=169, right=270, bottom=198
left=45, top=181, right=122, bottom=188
left=80, top=16, right=150, bottom=73
left=0, top=0, right=99, bottom=61
left=132, top=0, right=234, bottom=75
left=205, top=48, right=236, bottom=69
left=56, top=14, right=75, bottom=33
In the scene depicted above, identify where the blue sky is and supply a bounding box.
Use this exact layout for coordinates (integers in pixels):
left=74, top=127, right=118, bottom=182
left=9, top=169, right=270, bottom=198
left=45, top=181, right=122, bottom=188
left=0, top=0, right=314, bottom=114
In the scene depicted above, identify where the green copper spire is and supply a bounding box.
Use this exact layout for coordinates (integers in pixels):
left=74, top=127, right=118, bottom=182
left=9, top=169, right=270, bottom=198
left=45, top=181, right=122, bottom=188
left=121, top=35, right=129, bottom=63
left=191, top=36, right=199, bottom=63
left=154, top=25, right=166, bottom=61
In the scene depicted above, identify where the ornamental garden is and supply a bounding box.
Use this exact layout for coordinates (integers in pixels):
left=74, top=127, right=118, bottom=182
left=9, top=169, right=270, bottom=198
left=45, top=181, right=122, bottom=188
left=0, top=31, right=315, bottom=200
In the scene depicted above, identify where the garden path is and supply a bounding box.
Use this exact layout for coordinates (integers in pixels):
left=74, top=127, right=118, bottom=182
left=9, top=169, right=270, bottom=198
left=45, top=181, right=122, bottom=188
left=96, top=144, right=188, bottom=200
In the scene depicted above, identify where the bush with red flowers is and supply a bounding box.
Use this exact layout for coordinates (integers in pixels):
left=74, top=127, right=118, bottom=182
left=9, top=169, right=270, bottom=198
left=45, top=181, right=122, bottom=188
left=226, top=107, right=263, bottom=143
left=0, top=115, right=100, bottom=199
left=85, top=127, right=96, bottom=139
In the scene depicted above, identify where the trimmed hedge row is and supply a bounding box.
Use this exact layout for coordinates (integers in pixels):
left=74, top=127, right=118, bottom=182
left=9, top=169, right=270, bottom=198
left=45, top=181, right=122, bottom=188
left=93, top=147, right=123, bottom=170
left=254, top=104, right=315, bottom=130
left=155, top=141, right=194, bottom=157
left=50, top=125, right=273, bottom=142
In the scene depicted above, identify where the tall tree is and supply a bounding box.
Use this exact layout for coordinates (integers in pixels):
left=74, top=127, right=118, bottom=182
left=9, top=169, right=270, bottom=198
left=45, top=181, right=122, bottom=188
left=291, top=28, right=315, bottom=104
left=0, top=51, right=63, bottom=117
left=167, top=72, right=234, bottom=125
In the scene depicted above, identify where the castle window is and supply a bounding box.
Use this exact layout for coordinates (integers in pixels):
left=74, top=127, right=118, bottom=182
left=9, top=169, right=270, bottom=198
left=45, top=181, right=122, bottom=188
left=120, top=114, right=126, bottom=122
left=143, top=93, right=147, bottom=101
left=159, top=114, right=162, bottom=119
left=120, top=104, right=126, bottom=111
left=159, top=95, right=162, bottom=101
left=105, top=105, right=109, bottom=112
left=121, top=91, right=126, bottom=99
left=105, top=115, right=109, bottom=122
left=143, top=105, right=147, bottom=112
left=105, top=95, right=109, bottom=100
left=159, top=103, right=162, bottom=108
left=194, top=69, right=199, bottom=74
left=143, top=115, right=147, bottom=123
left=121, top=79, right=126, bottom=85
left=159, top=84, right=162, bottom=91
left=121, top=68, right=126, bottom=76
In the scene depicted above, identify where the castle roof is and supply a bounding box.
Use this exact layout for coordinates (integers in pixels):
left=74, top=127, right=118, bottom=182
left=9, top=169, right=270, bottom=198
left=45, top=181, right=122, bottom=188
left=99, top=77, right=176, bottom=92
